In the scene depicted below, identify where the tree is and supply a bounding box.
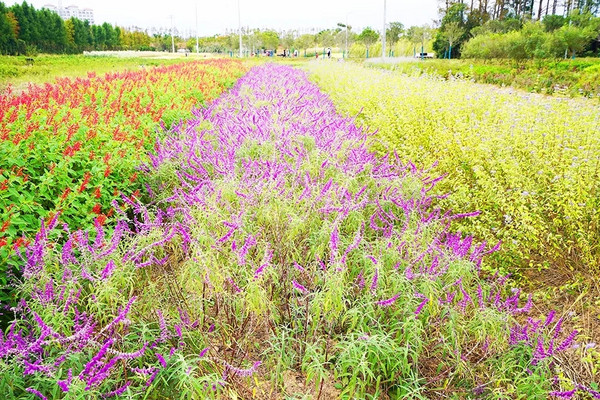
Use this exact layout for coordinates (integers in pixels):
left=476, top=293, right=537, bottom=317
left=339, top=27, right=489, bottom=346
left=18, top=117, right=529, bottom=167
left=358, top=27, right=379, bottom=57
left=65, top=18, right=75, bottom=52
left=260, top=30, right=279, bottom=50
left=386, top=21, right=404, bottom=48
left=93, top=25, right=106, bottom=49
left=405, top=26, right=423, bottom=56
left=542, top=14, right=566, bottom=31
left=38, top=9, right=67, bottom=53
left=556, top=23, right=596, bottom=57
left=226, top=32, right=239, bottom=52
left=316, top=29, right=336, bottom=49
left=5, top=11, right=18, bottom=37
left=247, top=29, right=262, bottom=53
left=81, top=20, right=93, bottom=49
left=408, top=25, right=434, bottom=57
left=295, top=33, right=314, bottom=56
left=434, top=3, right=469, bottom=58
left=102, top=23, right=117, bottom=50
left=0, top=3, right=18, bottom=54
left=444, top=22, right=465, bottom=58
left=11, top=2, right=39, bottom=50
left=281, top=31, right=295, bottom=50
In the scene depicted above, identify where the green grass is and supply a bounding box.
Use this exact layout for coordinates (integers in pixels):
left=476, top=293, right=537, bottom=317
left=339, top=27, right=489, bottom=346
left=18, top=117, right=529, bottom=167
left=365, top=57, right=600, bottom=98
left=0, top=54, right=201, bottom=92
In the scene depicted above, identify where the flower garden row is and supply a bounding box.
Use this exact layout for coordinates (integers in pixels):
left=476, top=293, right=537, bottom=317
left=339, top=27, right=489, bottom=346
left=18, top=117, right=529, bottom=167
left=0, top=59, right=248, bottom=297
left=308, top=62, right=600, bottom=278
left=1, top=64, right=596, bottom=399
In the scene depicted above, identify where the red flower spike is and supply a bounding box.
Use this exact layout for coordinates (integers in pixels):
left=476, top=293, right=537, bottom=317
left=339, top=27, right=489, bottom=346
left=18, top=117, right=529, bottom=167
left=95, top=214, right=107, bottom=226
left=79, top=172, right=92, bottom=193
left=60, top=187, right=71, bottom=201
left=0, top=220, right=10, bottom=232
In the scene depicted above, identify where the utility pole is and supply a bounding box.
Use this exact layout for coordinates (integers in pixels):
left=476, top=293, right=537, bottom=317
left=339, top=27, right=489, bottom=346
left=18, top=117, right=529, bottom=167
left=338, top=19, right=349, bottom=59
left=195, top=3, right=199, bottom=54
left=170, top=15, right=175, bottom=53
left=382, top=0, right=387, bottom=58
left=345, top=15, right=349, bottom=59
left=238, top=0, right=243, bottom=57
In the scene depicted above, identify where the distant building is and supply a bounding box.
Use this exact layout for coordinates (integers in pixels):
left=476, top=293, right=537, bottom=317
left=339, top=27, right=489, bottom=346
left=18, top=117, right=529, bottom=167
left=43, top=4, right=95, bottom=24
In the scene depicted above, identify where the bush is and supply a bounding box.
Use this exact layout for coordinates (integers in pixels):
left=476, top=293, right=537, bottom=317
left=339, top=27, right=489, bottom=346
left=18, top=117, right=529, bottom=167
left=463, top=19, right=599, bottom=60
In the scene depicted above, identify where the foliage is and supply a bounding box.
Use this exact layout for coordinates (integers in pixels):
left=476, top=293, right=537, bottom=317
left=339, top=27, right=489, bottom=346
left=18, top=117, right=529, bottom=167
left=316, top=29, right=336, bottom=49
left=386, top=22, right=404, bottom=46
left=358, top=27, right=380, bottom=52
left=0, top=1, right=201, bottom=55
left=543, top=14, right=567, bottom=32
left=308, top=62, right=600, bottom=282
left=405, top=25, right=436, bottom=56
left=556, top=23, right=598, bottom=57
left=443, top=22, right=466, bottom=58
left=295, top=34, right=315, bottom=54
left=366, top=57, right=600, bottom=97
left=434, top=3, right=471, bottom=58
left=0, top=55, right=199, bottom=87
left=433, top=0, right=600, bottom=59
left=1, top=63, right=595, bottom=400
left=260, top=30, right=280, bottom=50
left=463, top=18, right=599, bottom=59
left=0, top=59, right=248, bottom=302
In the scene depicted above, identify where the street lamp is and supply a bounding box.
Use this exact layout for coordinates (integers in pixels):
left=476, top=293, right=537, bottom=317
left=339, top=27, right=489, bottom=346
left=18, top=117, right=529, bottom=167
left=170, top=15, right=175, bottom=53
left=337, top=21, right=350, bottom=59
left=238, top=0, right=243, bottom=57
left=340, top=11, right=355, bottom=59
left=195, top=3, right=199, bottom=54
left=382, top=0, right=386, bottom=58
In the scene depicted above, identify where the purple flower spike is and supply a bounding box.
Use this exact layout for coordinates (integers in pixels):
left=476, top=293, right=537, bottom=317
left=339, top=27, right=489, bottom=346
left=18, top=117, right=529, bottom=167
left=101, top=260, right=116, bottom=280
left=292, top=280, right=309, bottom=294
left=57, top=368, right=73, bottom=392
left=156, top=353, right=167, bottom=368
left=26, top=388, right=48, bottom=400
left=549, top=388, right=577, bottom=399
left=293, top=262, right=306, bottom=273
left=414, top=293, right=429, bottom=316
left=376, top=293, right=401, bottom=307
left=370, top=268, right=379, bottom=293
left=556, top=330, right=578, bottom=353
left=102, top=381, right=132, bottom=398
left=223, top=360, right=261, bottom=377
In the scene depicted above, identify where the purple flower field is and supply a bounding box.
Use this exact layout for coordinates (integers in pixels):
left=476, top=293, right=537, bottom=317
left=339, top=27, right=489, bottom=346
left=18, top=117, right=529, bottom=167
left=1, top=64, right=596, bottom=399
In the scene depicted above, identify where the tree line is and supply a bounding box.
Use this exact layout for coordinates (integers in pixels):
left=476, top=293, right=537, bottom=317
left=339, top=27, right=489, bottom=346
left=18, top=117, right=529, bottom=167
left=0, top=1, right=175, bottom=55
left=0, top=1, right=414, bottom=57
left=200, top=24, right=435, bottom=58
left=4, top=0, right=596, bottom=59
left=434, top=0, right=600, bottom=58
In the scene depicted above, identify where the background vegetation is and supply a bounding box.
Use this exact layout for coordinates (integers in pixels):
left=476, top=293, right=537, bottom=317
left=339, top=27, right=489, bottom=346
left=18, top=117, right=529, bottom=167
left=435, top=1, right=600, bottom=59
left=0, top=55, right=203, bottom=90
left=366, top=57, right=600, bottom=97
left=308, top=61, right=600, bottom=285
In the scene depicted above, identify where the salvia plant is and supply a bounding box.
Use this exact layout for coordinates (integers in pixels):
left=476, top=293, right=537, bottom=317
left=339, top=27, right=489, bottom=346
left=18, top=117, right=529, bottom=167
left=0, top=64, right=597, bottom=399
left=0, top=59, right=248, bottom=301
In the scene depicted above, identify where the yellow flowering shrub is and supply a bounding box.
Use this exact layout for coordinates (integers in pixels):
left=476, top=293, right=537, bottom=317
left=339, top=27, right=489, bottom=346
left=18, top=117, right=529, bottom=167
left=308, top=62, right=600, bottom=276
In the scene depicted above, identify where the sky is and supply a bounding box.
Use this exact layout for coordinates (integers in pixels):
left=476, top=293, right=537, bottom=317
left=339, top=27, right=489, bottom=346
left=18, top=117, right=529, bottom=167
left=10, top=0, right=440, bottom=36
